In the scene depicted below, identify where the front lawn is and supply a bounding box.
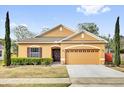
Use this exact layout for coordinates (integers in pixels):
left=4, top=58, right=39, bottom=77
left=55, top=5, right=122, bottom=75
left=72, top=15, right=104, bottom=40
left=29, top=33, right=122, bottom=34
left=110, top=66, right=124, bottom=72
left=0, top=65, right=69, bottom=78
left=0, top=61, right=2, bottom=66
left=121, top=61, right=124, bottom=65
left=0, top=83, right=71, bottom=87
left=108, top=61, right=124, bottom=72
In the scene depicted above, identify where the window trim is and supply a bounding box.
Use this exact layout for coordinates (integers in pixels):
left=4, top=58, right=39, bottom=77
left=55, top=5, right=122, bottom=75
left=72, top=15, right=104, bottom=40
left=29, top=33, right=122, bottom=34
left=0, top=50, right=2, bottom=57
left=27, top=47, right=42, bottom=58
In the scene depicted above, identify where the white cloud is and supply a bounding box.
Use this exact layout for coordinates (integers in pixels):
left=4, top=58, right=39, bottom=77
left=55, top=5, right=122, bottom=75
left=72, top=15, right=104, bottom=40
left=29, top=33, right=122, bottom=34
left=101, top=7, right=111, bottom=13
left=77, top=5, right=111, bottom=15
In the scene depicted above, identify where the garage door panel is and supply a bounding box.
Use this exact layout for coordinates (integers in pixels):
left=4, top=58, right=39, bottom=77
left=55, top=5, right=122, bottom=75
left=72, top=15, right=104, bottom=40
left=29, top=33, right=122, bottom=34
left=66, top=49, right=99, bottom=64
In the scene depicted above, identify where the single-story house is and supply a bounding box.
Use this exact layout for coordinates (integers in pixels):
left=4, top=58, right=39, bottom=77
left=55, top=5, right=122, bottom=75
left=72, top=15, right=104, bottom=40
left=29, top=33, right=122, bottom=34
left=17, top=24, right=108, bottom=64
left=0, top=44, right=3, bottom=60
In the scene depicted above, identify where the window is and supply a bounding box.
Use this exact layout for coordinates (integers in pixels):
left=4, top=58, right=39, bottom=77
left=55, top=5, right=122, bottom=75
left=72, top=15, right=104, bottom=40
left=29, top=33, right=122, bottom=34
left=0, top=51, right=2, bottom=57
left=28, top=48, right=41, bottom=57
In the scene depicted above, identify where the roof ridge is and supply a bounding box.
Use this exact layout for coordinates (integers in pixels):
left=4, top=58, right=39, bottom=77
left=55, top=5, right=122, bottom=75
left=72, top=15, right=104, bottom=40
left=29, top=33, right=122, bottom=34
left=35, top=24, right=75, bottom=38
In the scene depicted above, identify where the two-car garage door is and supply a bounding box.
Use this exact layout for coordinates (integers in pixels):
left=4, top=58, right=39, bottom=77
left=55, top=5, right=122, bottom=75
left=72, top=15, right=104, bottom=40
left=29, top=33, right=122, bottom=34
left=65, top=49, right=100, bottom=64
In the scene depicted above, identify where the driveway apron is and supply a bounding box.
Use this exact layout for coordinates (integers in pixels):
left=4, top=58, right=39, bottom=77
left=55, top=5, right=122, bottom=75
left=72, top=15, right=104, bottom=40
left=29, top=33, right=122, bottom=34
left=66, top=65, right=124, bottom=78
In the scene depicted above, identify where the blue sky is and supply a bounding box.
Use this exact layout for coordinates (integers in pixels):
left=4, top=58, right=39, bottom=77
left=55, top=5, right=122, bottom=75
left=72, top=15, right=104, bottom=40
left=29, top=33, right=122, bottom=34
left=0, top=5, right=124, bottom=39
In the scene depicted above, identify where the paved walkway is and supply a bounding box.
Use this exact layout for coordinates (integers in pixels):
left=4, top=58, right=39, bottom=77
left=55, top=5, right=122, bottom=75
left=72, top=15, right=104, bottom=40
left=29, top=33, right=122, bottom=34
left=66, top=65, right=124, bottom=78
left=0, top=78, right=70, bottom=84
left=70, top=77, right=124, bottom=84
left=70, top=84, right=124, bottom=87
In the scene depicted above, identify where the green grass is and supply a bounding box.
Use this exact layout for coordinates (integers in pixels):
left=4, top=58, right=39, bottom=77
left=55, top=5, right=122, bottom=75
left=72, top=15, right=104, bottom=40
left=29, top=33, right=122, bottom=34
left=0, top=65, right=69, bottom=78
left=0, top=60, right=5, bottom=66
left=0, top=61, right=2, bottom=66
left=110, top=66, right=124, bottom=72
left=0, top=83, right=71, bottom=87
left=109, top=61, right=124, bottom=72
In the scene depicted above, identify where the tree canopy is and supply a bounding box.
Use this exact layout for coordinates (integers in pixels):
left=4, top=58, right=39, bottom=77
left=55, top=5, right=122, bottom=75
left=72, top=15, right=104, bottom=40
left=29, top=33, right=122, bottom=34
left=12, top=25, right=35, bottom=41
left=4, top=11, right=11, bottom=66
left=78, top=23, right=99, bottom=35
left=114, top=16, right=121, bottom=66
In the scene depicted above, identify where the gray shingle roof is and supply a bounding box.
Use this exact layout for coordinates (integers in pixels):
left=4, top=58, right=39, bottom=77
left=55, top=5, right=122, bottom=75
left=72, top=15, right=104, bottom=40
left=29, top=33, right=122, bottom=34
left=18, top=37, right=65, bottom=43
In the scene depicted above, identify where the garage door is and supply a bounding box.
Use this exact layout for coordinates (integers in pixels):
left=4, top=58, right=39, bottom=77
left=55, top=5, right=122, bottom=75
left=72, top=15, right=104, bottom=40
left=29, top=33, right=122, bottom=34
left=65, top=49, right=100, bottom=64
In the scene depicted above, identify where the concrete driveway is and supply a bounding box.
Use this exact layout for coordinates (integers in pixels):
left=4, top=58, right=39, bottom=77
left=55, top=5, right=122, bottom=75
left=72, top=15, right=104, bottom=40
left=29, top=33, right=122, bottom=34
left=66, top=65, right=124, bottom=78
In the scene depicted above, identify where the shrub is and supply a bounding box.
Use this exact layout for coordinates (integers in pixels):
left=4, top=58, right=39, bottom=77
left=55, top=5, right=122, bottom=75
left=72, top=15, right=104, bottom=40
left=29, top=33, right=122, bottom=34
left=11, top=58, right=53, bottom=65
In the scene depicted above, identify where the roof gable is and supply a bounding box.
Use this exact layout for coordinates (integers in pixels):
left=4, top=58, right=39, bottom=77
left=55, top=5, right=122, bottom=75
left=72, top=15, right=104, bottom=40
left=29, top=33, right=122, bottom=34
left=36, top=24, right=74, bottom=38
left=68, top=32, right=97, bottom=41
left=60, top=30, right=108, bottom=43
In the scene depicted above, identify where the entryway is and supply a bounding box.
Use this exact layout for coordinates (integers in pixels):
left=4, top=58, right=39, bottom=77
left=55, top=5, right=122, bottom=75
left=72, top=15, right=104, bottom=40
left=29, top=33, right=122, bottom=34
left=52, top=48, right=60, bottom=63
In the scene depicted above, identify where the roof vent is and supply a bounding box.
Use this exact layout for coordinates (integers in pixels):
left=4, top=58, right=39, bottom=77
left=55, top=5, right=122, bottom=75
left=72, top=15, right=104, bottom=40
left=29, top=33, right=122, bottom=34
left=60, top=27, right=63, bottom=31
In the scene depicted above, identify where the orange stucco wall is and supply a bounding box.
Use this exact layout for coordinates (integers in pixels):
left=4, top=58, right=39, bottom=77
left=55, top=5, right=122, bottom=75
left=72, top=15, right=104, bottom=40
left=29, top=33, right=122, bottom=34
left=18, top=43, right=61, bottom=58
left=18, top=43, right=105, bottom=64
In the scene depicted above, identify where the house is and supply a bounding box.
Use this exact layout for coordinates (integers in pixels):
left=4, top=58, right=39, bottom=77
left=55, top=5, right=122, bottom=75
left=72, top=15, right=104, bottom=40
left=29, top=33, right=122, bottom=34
left=17, top=24, right=107, bottom=64
left=120, top=36, right=124, bottom=49
left=0, top=44, right=3, bottom=60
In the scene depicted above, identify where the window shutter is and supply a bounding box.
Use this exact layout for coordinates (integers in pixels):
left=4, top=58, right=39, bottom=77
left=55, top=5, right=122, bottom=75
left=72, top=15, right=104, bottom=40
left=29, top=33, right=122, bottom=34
left=27, top=47, right=30, bottom=57
left=40, top=48, right=42, bottom=58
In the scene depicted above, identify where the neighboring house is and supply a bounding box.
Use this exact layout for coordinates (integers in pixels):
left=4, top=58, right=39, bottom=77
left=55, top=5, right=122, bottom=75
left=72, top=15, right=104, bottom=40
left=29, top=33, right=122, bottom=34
left=0, top=44, right=3, bottom=60
left=120, top=36, right=124, bottom=49
left=17, top=24, right=107, bottom=64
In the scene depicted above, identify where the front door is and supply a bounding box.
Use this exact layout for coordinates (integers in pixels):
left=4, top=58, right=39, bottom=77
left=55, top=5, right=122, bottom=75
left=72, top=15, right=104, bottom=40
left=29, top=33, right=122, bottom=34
left=52, top=49, right=60, bottom=62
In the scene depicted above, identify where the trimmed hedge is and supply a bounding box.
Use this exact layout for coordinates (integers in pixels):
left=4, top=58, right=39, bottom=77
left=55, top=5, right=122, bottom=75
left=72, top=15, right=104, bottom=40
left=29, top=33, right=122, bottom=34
left=11, top=58, right=53, bottom=65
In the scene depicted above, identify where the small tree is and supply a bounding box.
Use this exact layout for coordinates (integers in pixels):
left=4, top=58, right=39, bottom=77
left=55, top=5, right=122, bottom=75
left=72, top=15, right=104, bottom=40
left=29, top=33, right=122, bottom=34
left=12, top=25, right=35, bottom=41
left=4, top=11, right=11, bottom=66
left=114, top=16, right=121, bottom=66
left=11, top=40, right=18, bottom=55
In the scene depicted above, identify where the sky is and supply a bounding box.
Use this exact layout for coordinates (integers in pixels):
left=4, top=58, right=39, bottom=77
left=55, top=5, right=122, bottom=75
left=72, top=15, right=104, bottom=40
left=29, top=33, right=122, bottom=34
left=0, top=5, right=124, bottom=39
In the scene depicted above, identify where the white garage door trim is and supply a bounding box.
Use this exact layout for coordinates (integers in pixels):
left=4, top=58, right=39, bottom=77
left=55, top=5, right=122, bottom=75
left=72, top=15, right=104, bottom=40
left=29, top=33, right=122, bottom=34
left=64, top=44, right=100, bottom=49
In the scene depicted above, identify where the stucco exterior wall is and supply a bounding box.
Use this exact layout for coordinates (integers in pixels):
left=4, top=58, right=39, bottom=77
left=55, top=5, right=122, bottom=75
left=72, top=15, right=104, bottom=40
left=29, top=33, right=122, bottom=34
left=18, top=43, right=61, bottom=58
left=18, top=43, right=105, bottom=64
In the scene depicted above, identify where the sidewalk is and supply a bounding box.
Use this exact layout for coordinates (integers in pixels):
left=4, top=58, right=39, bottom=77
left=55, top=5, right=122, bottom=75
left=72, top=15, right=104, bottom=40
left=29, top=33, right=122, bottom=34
left=70, top=84, right=124, bottom=87
left=70, top=77, right=124, bottom=84
left=0, top=78, right=71, bottom=84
